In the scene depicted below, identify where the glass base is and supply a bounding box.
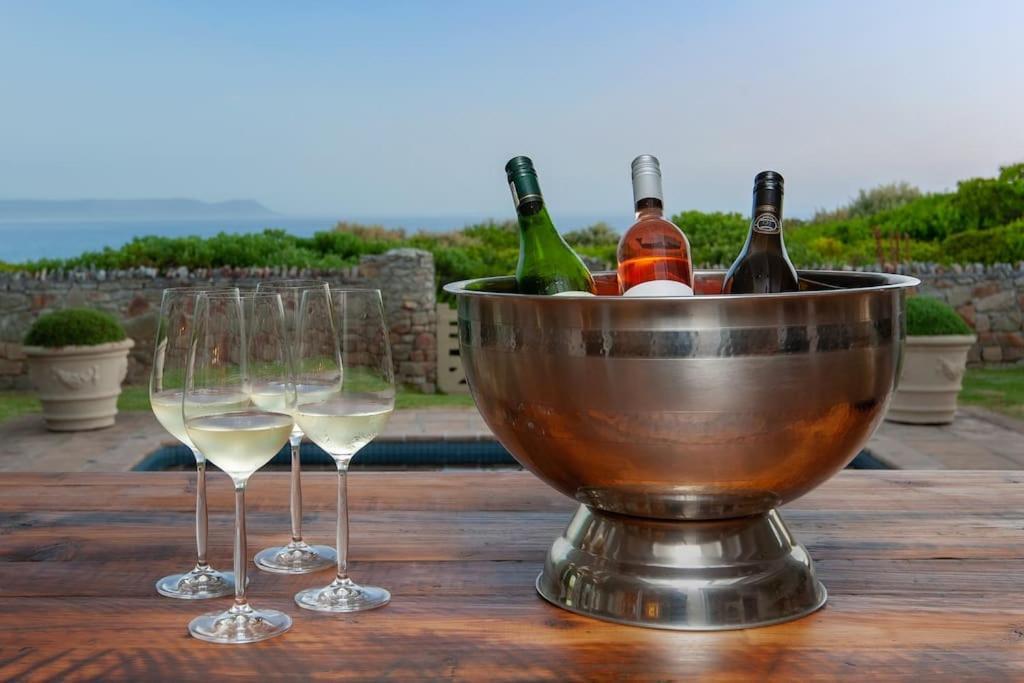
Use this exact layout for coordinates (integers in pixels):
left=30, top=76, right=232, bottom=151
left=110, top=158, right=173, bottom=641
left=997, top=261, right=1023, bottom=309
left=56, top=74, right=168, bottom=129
left=156, top=565, right=235, bottom=600
left=294, top=577, right=390, bottom=613
left=254, top=541, right=336, bottom=574
left=189, top=603, right=292, bottom=644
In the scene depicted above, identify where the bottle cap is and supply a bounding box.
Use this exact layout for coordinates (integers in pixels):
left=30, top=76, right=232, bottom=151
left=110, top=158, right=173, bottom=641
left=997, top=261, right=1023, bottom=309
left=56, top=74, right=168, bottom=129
left=505, top=156, right=543, bottom=209
left=753, top=170, right=784, bottom=194
left=631, top=155, right=663, bottom=203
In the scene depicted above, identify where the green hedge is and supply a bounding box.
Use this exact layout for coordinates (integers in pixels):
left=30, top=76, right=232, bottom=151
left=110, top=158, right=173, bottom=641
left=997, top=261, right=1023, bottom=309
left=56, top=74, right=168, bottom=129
left=26, top=229, right=385, bottom=272
left=942, top=220, right=1024, bottom=264
left=25, top=309, right=127, bottom=348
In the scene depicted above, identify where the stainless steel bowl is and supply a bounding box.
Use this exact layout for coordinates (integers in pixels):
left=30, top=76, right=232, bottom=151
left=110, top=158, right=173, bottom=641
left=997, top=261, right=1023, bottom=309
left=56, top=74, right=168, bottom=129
left=446, top=270, right=919, bottom=630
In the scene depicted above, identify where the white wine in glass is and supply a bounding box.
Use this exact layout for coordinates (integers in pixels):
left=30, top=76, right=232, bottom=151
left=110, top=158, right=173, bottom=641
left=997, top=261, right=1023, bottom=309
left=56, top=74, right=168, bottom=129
left=295, top=395, right=392, bottom=455
left=252, top=280, right=337, bottom=574
left=293, top=287, right=395, bottom=613
left=151, top=389, right=250, bottom=447
left=185, top=291, right=296, bottom=644
left=150, top=286, right=240, bottom=600
left=186, top=410, right=294, bottom=480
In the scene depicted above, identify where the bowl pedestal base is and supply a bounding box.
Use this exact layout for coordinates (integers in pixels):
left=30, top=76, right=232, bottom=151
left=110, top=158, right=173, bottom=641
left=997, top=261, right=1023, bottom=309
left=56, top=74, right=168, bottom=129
left=536, top=504, right=826, bottom=630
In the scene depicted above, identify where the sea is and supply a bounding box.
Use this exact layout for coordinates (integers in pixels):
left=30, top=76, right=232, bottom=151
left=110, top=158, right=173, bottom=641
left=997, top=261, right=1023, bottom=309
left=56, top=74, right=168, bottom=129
left=0, top=213, right=629, bottom=264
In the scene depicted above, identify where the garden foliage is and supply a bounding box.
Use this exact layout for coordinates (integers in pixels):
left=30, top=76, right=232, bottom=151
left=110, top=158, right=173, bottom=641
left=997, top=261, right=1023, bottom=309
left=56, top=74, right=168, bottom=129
left=7, top=164, right=1024, bottom=294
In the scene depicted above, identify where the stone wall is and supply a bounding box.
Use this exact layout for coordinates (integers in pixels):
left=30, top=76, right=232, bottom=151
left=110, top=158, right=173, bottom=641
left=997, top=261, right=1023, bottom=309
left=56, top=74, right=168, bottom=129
left=0, top=249, right=437, bottom=391
left=2, top=254, right=1021, bottom=392
left=911, top=263, right=1024, bottom=364
left=358, top=249, right=438, bottom=392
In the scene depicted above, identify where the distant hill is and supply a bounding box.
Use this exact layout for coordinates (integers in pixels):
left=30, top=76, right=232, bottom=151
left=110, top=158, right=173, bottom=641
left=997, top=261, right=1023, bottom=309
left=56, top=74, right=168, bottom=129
left=0, top=198, right=277, bottom=221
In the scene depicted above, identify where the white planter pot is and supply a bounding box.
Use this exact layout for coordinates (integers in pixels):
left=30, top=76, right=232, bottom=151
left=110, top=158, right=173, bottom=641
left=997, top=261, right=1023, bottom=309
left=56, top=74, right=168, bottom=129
left=886, top=334, right=976, bottom=425
left=24, top=339, right=135, bottom=431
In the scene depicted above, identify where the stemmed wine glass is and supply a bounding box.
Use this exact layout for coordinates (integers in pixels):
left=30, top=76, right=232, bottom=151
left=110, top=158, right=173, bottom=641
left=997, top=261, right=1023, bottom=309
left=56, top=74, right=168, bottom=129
left=185, top=291, right=297, bottom=643
left=293, top=288, right=395, bottom=612
left=151, top=286, right=242, bottom=599
left=252, top=280, right=336, bottom=574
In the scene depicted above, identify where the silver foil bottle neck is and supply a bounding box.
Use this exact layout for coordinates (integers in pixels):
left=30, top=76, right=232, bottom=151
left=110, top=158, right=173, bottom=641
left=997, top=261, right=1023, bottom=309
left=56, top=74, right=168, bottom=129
left=631, top=154, right=664, bottom=203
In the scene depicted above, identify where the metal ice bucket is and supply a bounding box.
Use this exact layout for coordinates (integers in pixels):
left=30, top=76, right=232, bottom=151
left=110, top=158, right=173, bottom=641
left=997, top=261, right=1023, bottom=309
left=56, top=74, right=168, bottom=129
left=445, top=270, right=918, bottom=630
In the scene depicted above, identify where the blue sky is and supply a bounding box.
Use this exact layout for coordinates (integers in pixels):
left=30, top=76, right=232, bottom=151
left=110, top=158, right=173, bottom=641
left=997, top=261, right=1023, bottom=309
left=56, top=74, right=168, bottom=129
left=0, top=1, right=1022, bottom=220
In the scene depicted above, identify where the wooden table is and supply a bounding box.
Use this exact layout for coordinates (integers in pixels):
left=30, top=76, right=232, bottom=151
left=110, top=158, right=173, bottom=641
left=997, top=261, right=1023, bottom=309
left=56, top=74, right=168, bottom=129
left=1, top=471, right=1023, bottom=681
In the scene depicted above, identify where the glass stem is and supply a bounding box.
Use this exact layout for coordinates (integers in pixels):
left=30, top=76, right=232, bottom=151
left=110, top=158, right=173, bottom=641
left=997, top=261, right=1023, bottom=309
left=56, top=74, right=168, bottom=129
left=289, top=434, right=303, bottom=543
left=335, top=463, right=350, bottom=582
left=193, top=453, right=209, bottom=570
left=234, top=483, right=248, bottom=607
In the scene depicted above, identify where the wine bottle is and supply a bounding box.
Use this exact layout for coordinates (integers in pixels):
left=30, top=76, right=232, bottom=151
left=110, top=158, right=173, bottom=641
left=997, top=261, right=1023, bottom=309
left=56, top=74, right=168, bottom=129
left=721, top=170, right=799, bottom=294
left=616, top=155, right=694, bottom=296
left=505, top=156, right=596, bottom=296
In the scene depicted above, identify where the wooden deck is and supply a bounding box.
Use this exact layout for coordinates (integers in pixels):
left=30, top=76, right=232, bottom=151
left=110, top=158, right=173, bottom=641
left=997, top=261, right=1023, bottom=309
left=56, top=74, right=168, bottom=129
left=1, top=470, right=1023, bottom=680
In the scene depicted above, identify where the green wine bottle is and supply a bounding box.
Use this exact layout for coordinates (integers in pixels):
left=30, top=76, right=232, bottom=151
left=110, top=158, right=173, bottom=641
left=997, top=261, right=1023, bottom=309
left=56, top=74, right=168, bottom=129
left=505, top=156, right=596, bottom=296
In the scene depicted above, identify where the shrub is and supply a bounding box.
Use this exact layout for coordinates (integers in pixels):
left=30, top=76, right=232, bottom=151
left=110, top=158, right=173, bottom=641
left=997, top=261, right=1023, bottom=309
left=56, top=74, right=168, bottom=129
left=905, top=297, right=973, bottom=336
left=671, top=211, right=748, bottom=266
left=954, top=163, right=1024, bottom=231
left=409, top=220, right=520, bottom=302
left=813, top=181, right=922, bottom=222
left=333, top=221, right=406, bottom=242
left=941, top=219, right=1024, bottom=264
left=25, top=308, right=127, bottom=348
left=564, top=222, right=620, bottom=247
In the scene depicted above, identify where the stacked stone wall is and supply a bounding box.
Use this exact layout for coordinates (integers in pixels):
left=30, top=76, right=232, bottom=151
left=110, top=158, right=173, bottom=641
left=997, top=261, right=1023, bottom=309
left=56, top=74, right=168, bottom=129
left=0, top=249, right=437, bottom=391
left=2, top=256, right=1021, bottom=391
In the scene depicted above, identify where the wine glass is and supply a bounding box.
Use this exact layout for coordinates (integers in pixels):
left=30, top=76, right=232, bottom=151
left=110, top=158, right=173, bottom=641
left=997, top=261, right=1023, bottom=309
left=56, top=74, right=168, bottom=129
left=252, top=280, right=336, bottom=574
left=151, top=286, right=241, bottom=600
left=185, top=291, right=296, bottom=644
left=293, top=288, right=395, bottom=612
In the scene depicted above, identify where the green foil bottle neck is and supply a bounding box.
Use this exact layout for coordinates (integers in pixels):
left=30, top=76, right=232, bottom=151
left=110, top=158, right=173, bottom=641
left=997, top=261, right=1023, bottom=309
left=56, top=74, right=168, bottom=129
left=505, top=156, right=544, bottom=213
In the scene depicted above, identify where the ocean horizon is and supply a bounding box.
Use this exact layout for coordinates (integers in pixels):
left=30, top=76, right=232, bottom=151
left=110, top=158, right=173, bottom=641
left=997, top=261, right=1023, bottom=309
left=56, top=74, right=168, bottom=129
left=0, top=213, right=632, bottom=264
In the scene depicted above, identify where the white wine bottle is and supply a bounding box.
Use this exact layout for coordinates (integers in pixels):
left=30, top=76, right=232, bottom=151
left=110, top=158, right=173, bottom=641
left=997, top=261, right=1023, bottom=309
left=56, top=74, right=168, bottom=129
left=506, top=156, right=596, bottom=296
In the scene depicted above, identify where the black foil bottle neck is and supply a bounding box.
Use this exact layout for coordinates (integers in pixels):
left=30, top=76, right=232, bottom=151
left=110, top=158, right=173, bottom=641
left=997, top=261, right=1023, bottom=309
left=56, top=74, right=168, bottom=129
left=752, top=171, right=784, bottom=218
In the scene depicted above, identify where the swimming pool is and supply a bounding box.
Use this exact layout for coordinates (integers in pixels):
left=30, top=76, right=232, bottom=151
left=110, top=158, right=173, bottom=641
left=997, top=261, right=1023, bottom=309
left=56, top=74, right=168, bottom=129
left=133, top=441, right=890, bottom=471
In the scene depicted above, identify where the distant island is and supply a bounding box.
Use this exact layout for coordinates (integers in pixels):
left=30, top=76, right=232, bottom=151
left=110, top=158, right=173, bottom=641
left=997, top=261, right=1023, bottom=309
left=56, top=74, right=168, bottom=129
left=0, top=198, right=277, bottom=221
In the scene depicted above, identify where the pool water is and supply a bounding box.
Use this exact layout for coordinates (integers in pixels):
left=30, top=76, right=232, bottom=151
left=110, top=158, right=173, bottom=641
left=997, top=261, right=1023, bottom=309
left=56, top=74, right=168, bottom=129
left=133, top=441, right=889, bottom=471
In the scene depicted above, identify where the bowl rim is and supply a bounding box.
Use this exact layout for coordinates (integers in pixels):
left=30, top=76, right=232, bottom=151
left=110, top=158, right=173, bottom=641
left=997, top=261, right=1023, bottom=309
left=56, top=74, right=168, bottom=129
left=444, top=269, right=921, bottom=302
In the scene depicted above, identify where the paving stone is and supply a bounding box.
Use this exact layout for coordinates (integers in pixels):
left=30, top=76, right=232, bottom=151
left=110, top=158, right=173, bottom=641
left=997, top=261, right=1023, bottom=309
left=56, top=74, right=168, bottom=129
left=869, top=409, right=1024, bottom=470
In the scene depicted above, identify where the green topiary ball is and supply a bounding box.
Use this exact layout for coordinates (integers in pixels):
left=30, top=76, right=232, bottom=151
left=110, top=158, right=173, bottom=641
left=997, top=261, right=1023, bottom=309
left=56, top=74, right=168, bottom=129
left=905, top=296, right=973, bottom=336
left=24, top=308, right=127, bottom=348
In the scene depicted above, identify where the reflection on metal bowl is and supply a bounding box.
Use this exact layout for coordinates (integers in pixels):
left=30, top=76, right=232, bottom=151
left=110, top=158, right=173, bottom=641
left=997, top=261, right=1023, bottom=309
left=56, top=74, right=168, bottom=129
left=445, top=269, right=918, bottom=630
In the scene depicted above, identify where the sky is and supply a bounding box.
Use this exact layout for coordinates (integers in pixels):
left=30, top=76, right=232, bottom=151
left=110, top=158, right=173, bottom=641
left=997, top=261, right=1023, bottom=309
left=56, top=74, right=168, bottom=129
left=1, top=0, right=1022, bottom=221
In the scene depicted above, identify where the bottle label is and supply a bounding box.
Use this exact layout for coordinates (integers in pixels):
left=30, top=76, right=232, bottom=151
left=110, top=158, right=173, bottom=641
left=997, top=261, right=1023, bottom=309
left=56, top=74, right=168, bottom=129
left=752, top=212, right=781, bottom=234
left=622, top=280, right=694, bottom=297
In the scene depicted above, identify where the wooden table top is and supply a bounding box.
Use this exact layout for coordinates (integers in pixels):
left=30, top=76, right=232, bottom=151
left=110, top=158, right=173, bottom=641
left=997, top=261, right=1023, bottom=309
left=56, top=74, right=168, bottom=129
left=1, top=470, right=1023, bottom=681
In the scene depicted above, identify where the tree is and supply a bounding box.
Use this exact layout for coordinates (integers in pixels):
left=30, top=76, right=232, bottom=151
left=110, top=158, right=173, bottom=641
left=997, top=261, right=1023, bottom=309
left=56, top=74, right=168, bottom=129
left=954, top=163, right=1024, bottom=230
left=813, top=182, right=922, bottom=222
left=563, top=222, right=620, bottom=247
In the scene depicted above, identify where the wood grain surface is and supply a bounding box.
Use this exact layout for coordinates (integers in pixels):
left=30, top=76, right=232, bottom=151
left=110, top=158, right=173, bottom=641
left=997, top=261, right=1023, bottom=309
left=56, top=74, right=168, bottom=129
left=1, top=470, right=1023, bottom=681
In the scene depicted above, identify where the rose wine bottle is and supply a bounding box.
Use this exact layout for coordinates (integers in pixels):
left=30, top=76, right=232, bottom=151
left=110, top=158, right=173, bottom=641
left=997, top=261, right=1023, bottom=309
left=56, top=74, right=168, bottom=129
left=721, top=171, right=799, bottom=294
left=616, top=155, right=694, bottom=296
left=506, top=156, right=596, bottom=296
